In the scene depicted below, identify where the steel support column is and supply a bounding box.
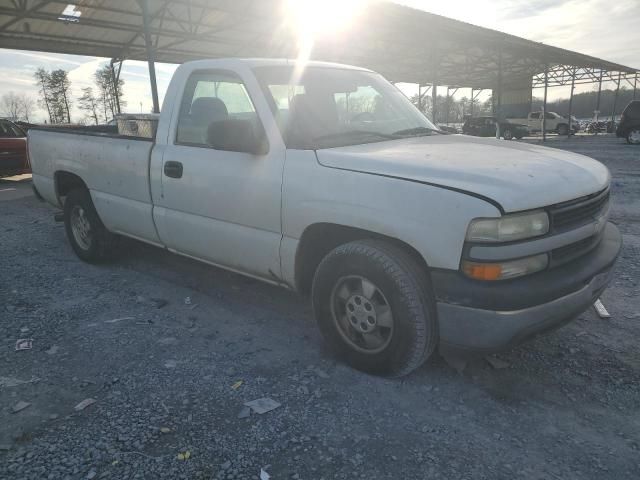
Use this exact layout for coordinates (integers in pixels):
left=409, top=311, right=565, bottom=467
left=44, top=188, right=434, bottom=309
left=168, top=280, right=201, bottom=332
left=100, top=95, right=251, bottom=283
left=431, top=41, right=439, bottom=124
left=542, top=65, right=548, bottom=142
left=140, top=0, right=160, bottom=113
left=495, top=46, right=503, bottom=139
left=611, top=72, right=621, bottom=127
left=567, top=67, right=576, bottom=138
left=634, top=73, right=637, bottom=100
left=594, top=70, right=603, bottom=134
left=432, top=83, right=437, bottom=123
left=470, top=88, right=475, bottom=116
left=418, top=84, right=431, bottom=114
left=445, top=87, right=450, bottom=125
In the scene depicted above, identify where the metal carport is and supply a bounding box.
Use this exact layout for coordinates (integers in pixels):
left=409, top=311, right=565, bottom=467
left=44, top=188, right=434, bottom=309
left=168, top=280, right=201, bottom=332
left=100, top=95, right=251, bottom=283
left=1, top=0, right=638, bottom=138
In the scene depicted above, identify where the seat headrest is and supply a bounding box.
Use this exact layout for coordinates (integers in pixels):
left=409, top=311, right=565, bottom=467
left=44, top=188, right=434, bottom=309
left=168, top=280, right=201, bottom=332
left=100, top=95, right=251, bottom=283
left=190, top=97, right=228, bottom=123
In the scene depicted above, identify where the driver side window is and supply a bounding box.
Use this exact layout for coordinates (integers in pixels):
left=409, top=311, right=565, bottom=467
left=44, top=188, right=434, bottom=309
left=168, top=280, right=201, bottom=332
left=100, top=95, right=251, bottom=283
left=176, top=70, right=258, bottom=147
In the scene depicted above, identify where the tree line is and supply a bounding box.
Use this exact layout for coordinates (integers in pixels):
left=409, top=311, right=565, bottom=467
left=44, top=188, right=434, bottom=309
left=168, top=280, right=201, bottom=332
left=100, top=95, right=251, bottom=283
left=410, top=93, right=494, bottom=124
left=0, top=92, right=36, bottom=122
left=409, top=87, right=638, bottom=124
left=0, top=63, right=125, bottom=125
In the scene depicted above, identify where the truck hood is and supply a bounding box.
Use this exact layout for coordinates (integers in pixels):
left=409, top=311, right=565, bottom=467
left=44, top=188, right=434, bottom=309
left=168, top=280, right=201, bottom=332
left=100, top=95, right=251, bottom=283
left=315, top=135, right=610, bottom=212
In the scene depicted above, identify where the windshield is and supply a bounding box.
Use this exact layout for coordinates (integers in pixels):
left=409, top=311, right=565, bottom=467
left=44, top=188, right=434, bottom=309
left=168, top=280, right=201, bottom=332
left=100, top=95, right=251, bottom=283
left=253, top=65, right=439, bottom=149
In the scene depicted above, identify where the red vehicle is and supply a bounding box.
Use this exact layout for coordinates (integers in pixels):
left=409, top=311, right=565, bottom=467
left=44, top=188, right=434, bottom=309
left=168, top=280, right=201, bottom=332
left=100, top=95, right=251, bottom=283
left=0, top=119, right=30, bottom=177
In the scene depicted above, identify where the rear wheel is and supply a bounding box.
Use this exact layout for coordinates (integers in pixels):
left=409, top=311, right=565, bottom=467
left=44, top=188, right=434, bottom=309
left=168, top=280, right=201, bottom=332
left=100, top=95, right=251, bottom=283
left=557, top=124, right=569, bottom=136
left=63, top=188, right=117, bottom=263
left=503, top=129, right=513, bottom=140
left=312, top=240, right=438, bottom=377
left=627, top=129, right=640, bottom=145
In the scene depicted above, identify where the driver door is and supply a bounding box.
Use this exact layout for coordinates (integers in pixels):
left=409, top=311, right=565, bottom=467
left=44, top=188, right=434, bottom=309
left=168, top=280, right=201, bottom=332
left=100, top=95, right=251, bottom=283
left=153, top=69, right=285, bottom=280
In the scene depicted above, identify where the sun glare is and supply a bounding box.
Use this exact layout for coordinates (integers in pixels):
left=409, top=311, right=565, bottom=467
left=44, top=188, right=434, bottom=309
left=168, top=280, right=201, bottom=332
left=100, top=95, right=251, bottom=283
left=284, top=0, right=367, bottom=72
left=285, top=0, right=366, bottom=37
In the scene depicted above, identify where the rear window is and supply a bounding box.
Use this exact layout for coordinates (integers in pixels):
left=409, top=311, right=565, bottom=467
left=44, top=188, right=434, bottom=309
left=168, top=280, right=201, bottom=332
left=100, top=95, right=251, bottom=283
left=624, top=101, right=640, bottom=119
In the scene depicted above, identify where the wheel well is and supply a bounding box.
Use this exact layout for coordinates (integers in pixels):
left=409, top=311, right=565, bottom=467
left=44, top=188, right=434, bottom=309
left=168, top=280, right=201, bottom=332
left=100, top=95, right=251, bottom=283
left=294, top=223, right=430, bottom=295
left=55, top=171, right=87, bottom=201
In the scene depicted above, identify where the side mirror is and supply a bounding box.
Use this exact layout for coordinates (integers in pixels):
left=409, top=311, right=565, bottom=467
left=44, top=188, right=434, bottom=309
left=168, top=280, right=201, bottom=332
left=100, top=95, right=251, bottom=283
left=206, top=119, right=269, bottom=155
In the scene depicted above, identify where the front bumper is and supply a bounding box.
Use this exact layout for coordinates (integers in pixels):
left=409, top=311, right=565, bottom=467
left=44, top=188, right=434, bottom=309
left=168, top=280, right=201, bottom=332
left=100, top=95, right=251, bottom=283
left=434, top=222, right=621, bottom=354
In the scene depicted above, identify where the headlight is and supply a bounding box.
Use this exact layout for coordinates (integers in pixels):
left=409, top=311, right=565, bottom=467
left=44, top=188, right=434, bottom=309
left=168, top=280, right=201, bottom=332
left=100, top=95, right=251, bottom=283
left=466, top=210, right=549, bottom=243
left=462, top=253, right=549, bottom=281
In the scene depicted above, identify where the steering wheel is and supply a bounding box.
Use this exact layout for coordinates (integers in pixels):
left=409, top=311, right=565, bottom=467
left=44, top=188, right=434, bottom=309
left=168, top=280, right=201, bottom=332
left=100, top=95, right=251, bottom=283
left=351, top=111, right=376, bottom=123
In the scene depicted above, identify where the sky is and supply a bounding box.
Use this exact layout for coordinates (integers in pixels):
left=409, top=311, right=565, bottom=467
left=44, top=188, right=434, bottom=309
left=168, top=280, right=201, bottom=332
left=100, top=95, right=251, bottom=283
left=0, top=0, right=638, bottom=122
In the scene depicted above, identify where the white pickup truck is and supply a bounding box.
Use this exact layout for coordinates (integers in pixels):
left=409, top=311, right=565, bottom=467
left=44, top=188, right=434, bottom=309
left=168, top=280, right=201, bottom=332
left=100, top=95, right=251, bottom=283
left=506, top=111, right=577, bottom=135
left=30, top=59, right=620, bottom=377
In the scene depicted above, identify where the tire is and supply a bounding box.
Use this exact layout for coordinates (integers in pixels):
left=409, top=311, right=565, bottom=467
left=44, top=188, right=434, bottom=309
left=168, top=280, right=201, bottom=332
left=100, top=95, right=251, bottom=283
left=502, top=129, right=513, bottom=140
left=63, top=188, right=117, bottom=263
left=627, top=129, right=640, bottom=145
left=557, top=124, right=569, bottom=136
left=311, top=239, right=438, bottom=377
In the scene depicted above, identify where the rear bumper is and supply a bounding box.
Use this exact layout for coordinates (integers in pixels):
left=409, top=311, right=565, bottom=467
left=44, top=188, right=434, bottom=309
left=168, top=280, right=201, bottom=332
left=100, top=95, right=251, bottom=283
left=434, top=222, right=621, bottom=354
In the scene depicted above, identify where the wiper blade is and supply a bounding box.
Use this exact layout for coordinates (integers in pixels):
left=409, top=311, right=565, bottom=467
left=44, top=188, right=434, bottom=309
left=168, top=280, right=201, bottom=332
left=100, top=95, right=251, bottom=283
left=391, top=127, right=447, bottom=136
left=313, top=130, right=399, bottom=142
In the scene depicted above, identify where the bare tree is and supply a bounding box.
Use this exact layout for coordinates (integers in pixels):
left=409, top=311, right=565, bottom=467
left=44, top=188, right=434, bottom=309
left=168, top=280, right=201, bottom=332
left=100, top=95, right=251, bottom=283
left=17, top=94, right=36, bottom=122
left=1, top=92, right=22, bottom=120
left=0, top=92, right=37, bottom=122
left=95, top=65, right=126, bottom=122
left=34, top=68, right=54, bottom=123
left=48, top=69, right=72, bottom=123
left=78, top=87, right=100, bottom=125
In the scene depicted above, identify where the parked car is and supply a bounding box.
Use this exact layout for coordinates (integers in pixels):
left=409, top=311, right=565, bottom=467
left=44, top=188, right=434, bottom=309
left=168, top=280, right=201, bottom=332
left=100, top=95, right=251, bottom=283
left=616, top=100, right=640, bottom=144
left=506, top=111, right=575, bottom=135
left=462, top=116, right=527, bottom=140
left=29, top=59, right=621, bottom=377
left=0, top=119, right=30, bottom=177
left=436, top=124, right=458, bottom=134
left=562, top=114, right=580, bottom=132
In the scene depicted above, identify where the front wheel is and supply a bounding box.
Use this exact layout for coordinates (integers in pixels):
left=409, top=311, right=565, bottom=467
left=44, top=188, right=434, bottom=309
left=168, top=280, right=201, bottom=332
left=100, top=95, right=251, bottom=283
left=63, top=188, right=117, bottom=263
left=557, top=124, right=569, bottom=136
left=312, top=240, right=438, bottom=377
left=627, top=129, right=640, bottom=145
left=503, top=129, right=513, bottom=140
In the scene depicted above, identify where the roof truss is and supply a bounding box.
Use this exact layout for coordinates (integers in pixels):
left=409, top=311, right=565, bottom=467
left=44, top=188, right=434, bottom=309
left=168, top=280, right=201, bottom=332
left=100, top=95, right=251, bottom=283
left=0, top=0, right=636, bottom=90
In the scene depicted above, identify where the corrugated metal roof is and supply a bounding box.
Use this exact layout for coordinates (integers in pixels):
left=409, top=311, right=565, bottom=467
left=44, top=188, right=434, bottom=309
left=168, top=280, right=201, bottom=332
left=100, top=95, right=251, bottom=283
left=0, top=0, right=636, bottom=88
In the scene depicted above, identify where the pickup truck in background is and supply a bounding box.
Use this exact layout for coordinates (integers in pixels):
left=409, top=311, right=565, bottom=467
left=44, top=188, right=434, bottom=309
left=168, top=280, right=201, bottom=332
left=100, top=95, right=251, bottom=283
left=506, top=111, right=577, bottom=135
left=29, top=59, right=621, bottom=377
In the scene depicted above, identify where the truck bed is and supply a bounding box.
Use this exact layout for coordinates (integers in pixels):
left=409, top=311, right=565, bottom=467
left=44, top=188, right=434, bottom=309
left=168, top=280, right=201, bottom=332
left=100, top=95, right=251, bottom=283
left=28, top=127, right=160, bottom=244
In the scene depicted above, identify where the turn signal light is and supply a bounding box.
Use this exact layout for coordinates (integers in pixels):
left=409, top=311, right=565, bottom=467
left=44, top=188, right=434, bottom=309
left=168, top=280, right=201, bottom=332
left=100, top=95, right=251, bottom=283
left=462, top=253, right=549, bottom=281
left=463, top=262, right=503, bottom=280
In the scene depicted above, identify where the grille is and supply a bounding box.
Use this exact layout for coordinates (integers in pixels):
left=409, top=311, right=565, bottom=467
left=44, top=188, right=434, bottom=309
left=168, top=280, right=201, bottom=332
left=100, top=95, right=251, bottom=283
left=550, top=188, right=609, bottom=231
left=551, top=235, right=598, bottom=264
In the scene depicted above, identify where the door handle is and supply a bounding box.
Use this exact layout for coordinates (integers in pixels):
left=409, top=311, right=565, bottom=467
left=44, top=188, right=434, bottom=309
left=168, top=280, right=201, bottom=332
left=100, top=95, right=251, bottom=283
left=164, top=161, right=183, bottom=178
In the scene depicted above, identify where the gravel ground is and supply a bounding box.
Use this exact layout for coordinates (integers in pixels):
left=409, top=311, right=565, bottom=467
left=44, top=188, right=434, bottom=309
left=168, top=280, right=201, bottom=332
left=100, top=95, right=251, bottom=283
left=1, top=134, right=639, bottom=480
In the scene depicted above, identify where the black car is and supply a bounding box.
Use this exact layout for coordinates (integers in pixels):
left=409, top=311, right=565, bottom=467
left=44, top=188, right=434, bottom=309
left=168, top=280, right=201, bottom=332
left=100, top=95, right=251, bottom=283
left=462, top=116, right=527, bottom=140
left=616, top=100, right=640, bottom=144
